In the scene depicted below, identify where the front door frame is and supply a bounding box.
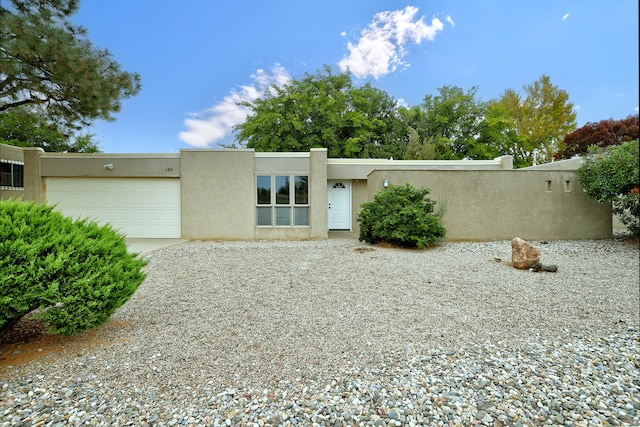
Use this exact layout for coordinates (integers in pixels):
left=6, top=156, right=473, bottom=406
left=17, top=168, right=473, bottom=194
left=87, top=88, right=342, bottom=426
left=327, top=180, right=352, bottom=230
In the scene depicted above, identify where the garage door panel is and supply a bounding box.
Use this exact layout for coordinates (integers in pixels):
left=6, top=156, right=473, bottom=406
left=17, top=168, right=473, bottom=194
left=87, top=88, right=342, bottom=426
left=96, top=193, right=116, bottom=205
left=46, top=178, right=181, bottom=238
left=147, top=194, right=167, bottom=206
left=116, top=194, right=132, bottom=205
left=82, top=194, right=98, bottom=205
left=114, top=209, right=131, bottom=221
left=130, top=208, right=148, bottom=221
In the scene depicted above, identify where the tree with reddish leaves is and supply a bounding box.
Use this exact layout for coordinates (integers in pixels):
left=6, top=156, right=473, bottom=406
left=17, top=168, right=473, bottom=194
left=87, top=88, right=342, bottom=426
left=555, top=115, right=639, bottom=159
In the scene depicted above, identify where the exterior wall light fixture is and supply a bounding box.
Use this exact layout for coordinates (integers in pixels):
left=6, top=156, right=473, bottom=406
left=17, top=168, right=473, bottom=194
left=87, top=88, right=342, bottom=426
left=104, top=163, right=114, bottom=170
left=383, top=178, right=389, bottom=188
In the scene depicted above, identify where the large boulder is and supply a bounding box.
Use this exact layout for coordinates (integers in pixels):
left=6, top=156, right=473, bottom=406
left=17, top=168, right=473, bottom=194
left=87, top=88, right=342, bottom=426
left=511, top=237, right=541, bottom=269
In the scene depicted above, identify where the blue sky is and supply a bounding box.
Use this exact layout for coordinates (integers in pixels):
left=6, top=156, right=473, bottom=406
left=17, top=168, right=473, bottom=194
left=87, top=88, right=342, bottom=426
left=72, top=0, right=639, bottom=153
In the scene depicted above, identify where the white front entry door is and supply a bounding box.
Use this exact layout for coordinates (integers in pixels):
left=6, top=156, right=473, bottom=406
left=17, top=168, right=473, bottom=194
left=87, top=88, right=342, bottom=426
left=327, top=180, right=351, bottom=230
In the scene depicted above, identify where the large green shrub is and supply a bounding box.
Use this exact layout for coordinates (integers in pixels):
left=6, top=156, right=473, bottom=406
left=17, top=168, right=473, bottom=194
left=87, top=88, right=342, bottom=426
left=0, top=200, right=147, bottom=340
left=358, top=183, right=446, bottom=248
left=578, top=139, right=639, bottom=236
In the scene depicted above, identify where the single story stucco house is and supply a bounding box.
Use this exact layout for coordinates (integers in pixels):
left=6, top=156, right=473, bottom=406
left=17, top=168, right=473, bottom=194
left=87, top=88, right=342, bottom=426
left=0, top=143, right=611, bottom=241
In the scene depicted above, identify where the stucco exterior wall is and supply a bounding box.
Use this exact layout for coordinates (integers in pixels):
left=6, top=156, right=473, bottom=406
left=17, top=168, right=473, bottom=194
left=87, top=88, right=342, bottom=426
left=180, top=149, right=255, bottom=240
left=309, top=149, right=328, bottom=239
left=327, top=155, right=512, bottom=180
left=0, top=143, right=26, bottom=200
left=253, top=149, right=327, bottom=240
left=13, top=146, right=613, bottom=241
left=22, top=148, right=44, bottom=202
left=525, top=158, right=583, bottom=171
left=350, top=179, right=368, bottom=235
left=366, top=169, right=612, bottom=241
left=40, top=153, right=180, bottom=177
left=0, top=143, right=23, bottom=162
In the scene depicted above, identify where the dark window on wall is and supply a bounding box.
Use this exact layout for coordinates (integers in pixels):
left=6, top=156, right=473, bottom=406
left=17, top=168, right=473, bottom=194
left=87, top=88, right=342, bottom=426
left=256, top=175, right=309, bottom=226
left=0, top=162, right=10, bottom=187
left=13, top=164, right=24, bottom=187
left=0, top=161, right=23, bottom=188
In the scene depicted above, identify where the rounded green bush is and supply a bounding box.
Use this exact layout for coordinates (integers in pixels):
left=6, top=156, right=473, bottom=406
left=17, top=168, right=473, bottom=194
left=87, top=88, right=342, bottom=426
left=578, top=140, right=639, bottom=236
left=0, top=200, right=147, bottom=340
left=358, top=183, right=446, bottom=248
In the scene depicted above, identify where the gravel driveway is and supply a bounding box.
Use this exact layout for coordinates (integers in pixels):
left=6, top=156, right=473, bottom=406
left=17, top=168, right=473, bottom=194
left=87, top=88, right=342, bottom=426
left=2, top=237, right=639, bottom=426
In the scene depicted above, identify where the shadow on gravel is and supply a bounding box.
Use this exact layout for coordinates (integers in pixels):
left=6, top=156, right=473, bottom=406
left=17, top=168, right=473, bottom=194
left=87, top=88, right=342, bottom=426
left=0, top=317, right=132, bottom=370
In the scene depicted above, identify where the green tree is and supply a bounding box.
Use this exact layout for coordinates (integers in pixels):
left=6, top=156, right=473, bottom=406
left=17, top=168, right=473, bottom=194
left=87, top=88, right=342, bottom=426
left=478, top=101, right=530, bottom=167
left=494, top=75, right=577, bottom=164
left=0, top=0, right=141, bottom=131
left=0, top=107, right=100, bottom=152
left=578, top=140, right=639, bottom=235
left=400, top=106, right=452, bottom=160
left=233, top=66, right=405, bottom=158
left=403, top=126, right=452, bottom=160
left=406, top=86, right=488, bottom=159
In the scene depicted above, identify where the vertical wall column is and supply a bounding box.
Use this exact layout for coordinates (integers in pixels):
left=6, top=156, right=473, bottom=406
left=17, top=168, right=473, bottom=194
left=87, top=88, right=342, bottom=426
left=22, top=147, right=45, bottom=202
left=309, top=148, right=328, bottom=239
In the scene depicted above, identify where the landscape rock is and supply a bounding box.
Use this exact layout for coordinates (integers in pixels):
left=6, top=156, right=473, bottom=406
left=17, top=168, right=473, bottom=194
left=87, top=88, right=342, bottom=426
left=531, top=262, right=558, bottom=272
left=511, top=237, right=541, bottom=269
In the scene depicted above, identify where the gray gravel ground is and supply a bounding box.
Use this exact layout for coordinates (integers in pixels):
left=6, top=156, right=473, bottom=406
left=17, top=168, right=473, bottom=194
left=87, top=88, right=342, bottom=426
left=1, top=237, right=639, bottom=426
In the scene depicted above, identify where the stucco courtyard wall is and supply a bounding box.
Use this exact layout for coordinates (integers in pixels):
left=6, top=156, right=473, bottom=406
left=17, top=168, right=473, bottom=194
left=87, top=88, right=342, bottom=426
left=366, top=169, right=612, bottom=241
left=350, top=179, right=368, bottom=236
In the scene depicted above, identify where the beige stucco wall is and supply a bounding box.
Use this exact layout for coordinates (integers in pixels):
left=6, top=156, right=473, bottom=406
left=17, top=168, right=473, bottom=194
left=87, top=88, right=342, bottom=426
left=0, top=143, right=26, bottom=200
left=180, top=149, right=255, bottom=240
left=0, top=143, right=23, bottom=162
left=40, top=153, right=180, bottom=177
left=327, top=155, right=513, bottom=180
left=350, top=179, right=368, bottom=235
left=13, top=147, right=613, bottom=241
left=253, top=149, right=328, bottom=240
left=366, top=169, right=612, bottom=241
left=309, top=148, right=328, bottom=239
left=181, top=149, right=327, bottom=240
left=525, top=158, right=583, bottom=170
left=22, top=148, right=44, bottom=202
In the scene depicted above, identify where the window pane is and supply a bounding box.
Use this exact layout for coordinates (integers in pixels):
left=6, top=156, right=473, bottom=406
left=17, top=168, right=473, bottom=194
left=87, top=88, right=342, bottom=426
left=257, top=207, right=272, bottom=225
left=13, top=164, right=24, bottom=188
left=294, top=207, right=309, bottom=226
left=275, top=207, right=291, bottom=225
left=294, top=176, right=308, bottom=204
left=0, top=163, right=10, bottom=187
left=275, top=176, right=290, bottom=204
left=257, top=176, right=271, bottom=204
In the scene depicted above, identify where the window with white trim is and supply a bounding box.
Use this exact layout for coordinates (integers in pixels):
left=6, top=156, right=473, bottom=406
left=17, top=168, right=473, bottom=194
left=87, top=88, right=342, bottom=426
left=0, top=160, right=24, bottom=189
left=256, top=175, right=309, bottom=226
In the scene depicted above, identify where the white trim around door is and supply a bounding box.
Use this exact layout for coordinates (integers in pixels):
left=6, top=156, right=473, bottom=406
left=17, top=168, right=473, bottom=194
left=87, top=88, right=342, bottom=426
left=327, top=180, right=351, bottom=230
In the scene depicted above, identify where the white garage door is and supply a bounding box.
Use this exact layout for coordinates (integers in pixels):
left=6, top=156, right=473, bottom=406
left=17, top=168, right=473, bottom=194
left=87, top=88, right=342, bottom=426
left=46, top=178, right=181, bottom=238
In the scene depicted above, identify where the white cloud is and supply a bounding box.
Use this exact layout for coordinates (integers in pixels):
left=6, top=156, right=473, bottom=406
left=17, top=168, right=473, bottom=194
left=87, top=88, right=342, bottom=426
left=446, top=15, right=455, bottom=27
left=179, top=65, right=291, bottom=148
left=562, top=13, right=570, bottom=21
left=338, top=6, right=445, bottom=79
